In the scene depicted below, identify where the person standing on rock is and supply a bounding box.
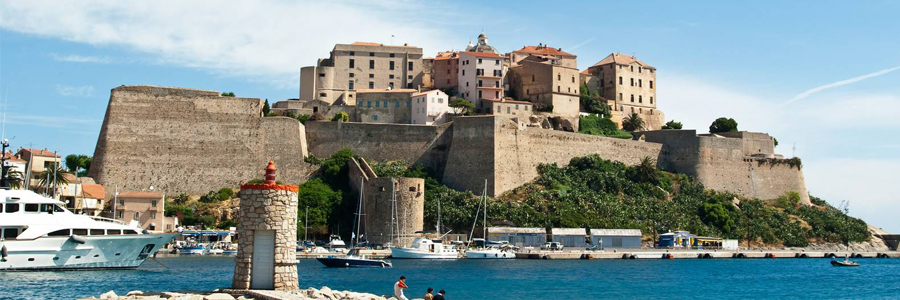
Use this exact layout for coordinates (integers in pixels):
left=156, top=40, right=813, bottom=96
left=394, top=276, right=409, bottom=300
left=423, top=287, right=434, bottom=300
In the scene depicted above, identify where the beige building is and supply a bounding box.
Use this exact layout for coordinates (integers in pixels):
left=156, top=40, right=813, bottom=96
left=458, top=51, right=507, bottom=113
left=509, top=56, right=580, bottom=117
left=300, top=42, right=424, bottom=105
left=114, top=191, right=177, bottom=232
left=509, top=44, right=577, bottom=68
left=15, top=148, right=60, bottom=192
left=582, top=53, right=662, bottom=129
left=411, top=89, right=451, bottom=125
left=432, top=51, right=460, bottom=93
left=353, top=88, right=416, bottom=123
left=484, top=98, right=533, bottom=121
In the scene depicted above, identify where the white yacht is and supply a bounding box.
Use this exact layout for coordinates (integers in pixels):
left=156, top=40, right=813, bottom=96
left=464, top=180, right=515, bottom=259
left=466, top=246, right=516, bottom=259
left=0, top=189, right=179, bottom=270
left=390, top=237, right=460, bottom=259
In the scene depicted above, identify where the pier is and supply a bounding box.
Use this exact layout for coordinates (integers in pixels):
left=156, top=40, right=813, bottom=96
left=513, top=249, right=900, bottom=260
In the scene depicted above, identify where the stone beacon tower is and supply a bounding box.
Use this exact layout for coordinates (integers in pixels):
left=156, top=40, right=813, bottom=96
left=232, top=161, right=299, bottom=291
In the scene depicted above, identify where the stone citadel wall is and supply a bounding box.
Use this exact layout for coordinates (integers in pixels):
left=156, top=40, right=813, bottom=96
left=89, top=85, right=310, bottom=197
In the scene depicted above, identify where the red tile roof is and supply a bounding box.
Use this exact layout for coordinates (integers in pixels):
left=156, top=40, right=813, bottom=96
left=82, top=184, right=106, bottom=199
left=591, top=53, right=655, bottom=69
left=461, top=51, right=504, bottom=59
left=118, top=191, right=164, bottom=198
left=513, top=45, right=576, bottom=57
left=3, top=153, right=25, bottom=162
left=19, top=148, right=60, bottom=157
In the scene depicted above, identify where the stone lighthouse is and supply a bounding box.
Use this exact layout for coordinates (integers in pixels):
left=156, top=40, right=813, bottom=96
left=232, top=161, right=299, bottom=291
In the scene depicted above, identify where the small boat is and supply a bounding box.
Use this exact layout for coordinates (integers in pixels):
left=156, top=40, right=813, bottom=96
left=466, top=246, right=515, bottom=259
left=831, top=257, right=860, bottom=267
left=464, top=181, right=514, bottom=259
left=391, top=237, right=460, bottom=259
left=317, top=248, right=392, bottom=268
left=178, top=242, right=206, bottom=255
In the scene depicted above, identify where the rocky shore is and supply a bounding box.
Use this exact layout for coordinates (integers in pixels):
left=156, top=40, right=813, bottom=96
left=78, top=287, right=412, bottom=300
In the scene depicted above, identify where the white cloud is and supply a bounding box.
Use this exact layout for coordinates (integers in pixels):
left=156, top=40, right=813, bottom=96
left=656, top=74, right=777, bottom=134
left=55, top=84, right=94, bottom=97
left=781, top=65, right=900, bottom=107
left=50, top=53, right=111, bottom=64
left=6, top=114, right=100, bottom=129
left=0, top=0, right=452, bottom=88
left=804, top=158, right=900, bottom=233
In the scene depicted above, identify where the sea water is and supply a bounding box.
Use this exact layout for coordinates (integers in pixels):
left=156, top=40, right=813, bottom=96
left=3, top=256, right=899, bottom=300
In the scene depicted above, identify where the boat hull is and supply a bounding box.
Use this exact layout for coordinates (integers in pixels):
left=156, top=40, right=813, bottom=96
left=466, top=249, right=516, bottom=259
left=316, top=257, right=391, bottom=268
left=0, top=233, right=179, bottom=271
left=390, top=247, right=459, bottom=259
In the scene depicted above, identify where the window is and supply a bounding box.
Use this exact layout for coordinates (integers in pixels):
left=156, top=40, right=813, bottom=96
left=515, top=104, right=519, bottom=110
left=124, top=230, right=138, bottom=235
left=507, top=107, right=511, bottom=114
left=389, top=61, right=395, bottom=70
left=478, top=91, right=482, bottom=98
left=73, top=229, right=88, bottom=236
left=408, top=62, right=413, bottom=71
left=532, top=75, right=535, bottom=82
left=630, top=65, right=634, bottom=72
left=396, top=101, right=400, bottom=107
left=408, top=75, right=413, bottom=80
left=25, top=203, right=38, bottom=212
left=630, top=95, right=634, bottom=102
left=349, top=51, right=355, bottom=56
left=630, top=78, right=634, bottom=86
left=495, top=59, right=500, bottom=65
left=639, top=67, right=642, bottom=73
left=639, top=96, right=643, bottom=103
left=40, top=204, right=54, bottom=213
left=568, top=87, right=571, bottom=93
left=495, top=91, right=499, bottom=98
left=369, top=82, right=374, bottom=89
left=650, top=97, right=654, bottom=104
left=108, top=229, right=121, bottom=235
left=390, top=53, right=395, bottom=58
left=367, top=101, right=372, bottom=107
left=117, top=211, right=124, bottom=218
left=119, top=198, right=124, bottom=205
left=3, top=228, right=20, bottom=239
left=389, top=74, right=394, bottom=79
left=383, top=100, right=388, bottom=107
left=650, top=81, right=654, bottom=89
left=478, top=80, right=483, bottom=87
left=376, top=101, right=380, bottom=107
left=5, top=203, right=18, bottom=213
left=619, top=93, right=622, bottom=100
left=572, top=76, right=575, bottom=83
left=462, top=70, right=465, bottom=76
left=349, top=81, right=355, bottom=90
left=319, top=73, right=325, bottom=77
left=90, top=229, right=104, bottom=236
left=133, top=212, right=140, bottom=219
left=438, top=98, right=443, bottom=104
left=48, top=229, right=70, bottom=237
left=369, top=60, right=375, bottom=69
left=466, top=82, right=469, bottom=87
left=151, top=200, right=157, bottom=207
left=150, top=212, right=156, bottom=219
left=389, top=82, right=394, bottom=89
left=349, top=59, right=355, bottom=68
left=358, top=101, right=363, bottom=107
left=373, top=115, right=378, bottom=121
left=319, top=93, right=327, bottom=97
left=639, top=79, right=642, bottom=87
left=525, top=105, right=529, bottom=111
left=478, top=58, right=483, bottom=64
left=558, top=74, right=561, bottom=80
left=619, top=77, right=623, bottom=85
left=349, top=73, right=355, bottom=78
left=369, top=52, right=374, bottom=56
left=369, top=74, right=374, bottom=78
left=495, top=81, right=499, bottom=88
left=407, top=100, right=411, bottom=107
left=557, top=86, right=560, bottom=92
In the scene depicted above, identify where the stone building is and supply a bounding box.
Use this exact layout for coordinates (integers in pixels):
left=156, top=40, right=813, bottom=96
left=458, top=51, right=507, bottom=113
left=300, top=42, right=424, bottom=104
left=233, top=162, right=299, bottom=291
left=581, top=53, right=663, bottom=130
left=509, top=44, right=577, bottom=68
left=508, top=56, right=580, bottom=118
left=113, top=191, right=178, bottom=233
left=348, top=157, right=424, bottom=247
left=411, top=89, right=451, bottom=125
left=432, top=51, right=460, bottom=93
left=483, top=98, right=533, bottom=121
left=353, top=88, right=416, bottom=123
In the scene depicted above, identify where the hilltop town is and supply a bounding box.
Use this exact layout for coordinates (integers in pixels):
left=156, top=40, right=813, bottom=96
left=5, top=32, right=893, bottom=251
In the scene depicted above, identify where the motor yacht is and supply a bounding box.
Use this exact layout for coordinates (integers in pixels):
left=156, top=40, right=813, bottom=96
left=0, top=189, right=179, bottom=270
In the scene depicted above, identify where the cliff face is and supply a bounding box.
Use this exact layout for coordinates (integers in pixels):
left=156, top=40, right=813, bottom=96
left=89, top=85, right=310, bottom=197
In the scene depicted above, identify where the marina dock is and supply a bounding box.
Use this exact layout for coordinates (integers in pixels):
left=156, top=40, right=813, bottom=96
left=290, top=249, right=900, bottom=260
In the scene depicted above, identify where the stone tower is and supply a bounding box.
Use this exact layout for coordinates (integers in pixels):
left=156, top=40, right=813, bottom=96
left=232, top=161, right=299, bottom=291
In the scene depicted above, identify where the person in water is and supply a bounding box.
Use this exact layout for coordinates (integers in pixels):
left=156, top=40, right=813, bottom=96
left=433, top=289, right=446, bottom=300
left=394, top=276, right=409, bottom=300
left=423, top=287, right=434, bottom=300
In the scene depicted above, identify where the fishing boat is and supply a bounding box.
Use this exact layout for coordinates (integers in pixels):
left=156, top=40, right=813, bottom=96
left=317, top=177, right=391, bottom=267
left=831, top=255, right=860, bottom=267
left=178, top=240, right=207, bottom=255
left=465, top=180, right=514, bottom=259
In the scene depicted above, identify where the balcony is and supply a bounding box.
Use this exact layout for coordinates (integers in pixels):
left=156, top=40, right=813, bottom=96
left=476, top=86, right=502, bottom=90
left=476, top=74, right=502, bottom=79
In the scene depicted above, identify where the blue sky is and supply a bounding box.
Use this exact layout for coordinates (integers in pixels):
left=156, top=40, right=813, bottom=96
left=1, top=1, right=898, bottom=231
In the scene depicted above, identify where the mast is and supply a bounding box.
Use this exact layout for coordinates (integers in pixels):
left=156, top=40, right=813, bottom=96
left=437, top=197, right=441, bottom=233
left=353, top=177, right=364, bottom=247
left=483, top=179, right=487, bottom=240
left=304, top=206, right=309, bottom=242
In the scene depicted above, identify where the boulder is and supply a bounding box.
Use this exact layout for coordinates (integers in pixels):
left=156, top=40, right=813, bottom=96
left=203, top=293, right=236, bottom=300
left=126, top=291, right=144, bottom=296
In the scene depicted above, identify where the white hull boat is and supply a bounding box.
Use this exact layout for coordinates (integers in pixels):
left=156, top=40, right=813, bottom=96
left=390, top=238, right=459, bottom=259
left=0, top=189, right=178, bottom=270
left=466, top=248, right=515, bottom=259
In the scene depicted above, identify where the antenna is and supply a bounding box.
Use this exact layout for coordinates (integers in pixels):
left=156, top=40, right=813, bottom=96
left=792, top=143, right=796, bottom=158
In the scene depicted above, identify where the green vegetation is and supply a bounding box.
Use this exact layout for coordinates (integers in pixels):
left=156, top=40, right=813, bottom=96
left=7, top=170, right=24, bottom=189
left=449, top=97, right=474, bottom=115
left=709, top=117, right=738, bottom=133
left=262, top=99, right=271, bottom=115
left=622, top=113, right=645, bottom=132
left=774, top=138, right=779, bottom=147
left=165, top=187, right=238, bottom=229
left=221, top=92, right=236, bottom=97
left=578, top=114, right=632, bottom=139
left=662, top=120, right=683, bottom=130
left=332, top=111, right=349, bottom=122
left=64, top=154, right=93, bottom=176
left=297, top=179, right=343, bottom=236
left=579, top=83, right=610, bottom=117
left=199, top=188, right=234, bottom=203
left=297, top=114, right=311, bottom=124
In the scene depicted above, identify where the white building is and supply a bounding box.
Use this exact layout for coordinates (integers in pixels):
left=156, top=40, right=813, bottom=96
left=411, top=89, right=451, bottom=125
left=457, top=51, right=507, bottom=114
left=487, top=227, right=546, bottom=248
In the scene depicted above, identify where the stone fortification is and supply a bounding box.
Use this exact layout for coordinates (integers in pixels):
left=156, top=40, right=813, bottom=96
left=640, top=129, right=810, bottom=205
left=233, top=162, right=299, bottom=291
left=305, top=120, right=452, bottom=174
left=442, top=116, right=664, bottom=195
left=347, top=157, right=424, bottom=246
left=89, top=85, right=309, bottom=197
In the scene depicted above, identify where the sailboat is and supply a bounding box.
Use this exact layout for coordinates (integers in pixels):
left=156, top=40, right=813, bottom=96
left=317, top=178, right=391, bottom=268
left=390, top=180, right=460, bottom=259
left=466, top=180, right=515, bottom=259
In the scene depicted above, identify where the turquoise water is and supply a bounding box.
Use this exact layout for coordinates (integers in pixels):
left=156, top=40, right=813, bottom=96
left=3, top=256, right=899, bottom=300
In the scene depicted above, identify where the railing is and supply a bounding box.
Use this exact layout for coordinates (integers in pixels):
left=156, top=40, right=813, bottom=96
left=90, top=216, right=127, bottom=225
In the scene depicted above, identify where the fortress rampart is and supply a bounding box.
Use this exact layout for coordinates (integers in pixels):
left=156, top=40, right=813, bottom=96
left=89, top=85, right=310, bottom=197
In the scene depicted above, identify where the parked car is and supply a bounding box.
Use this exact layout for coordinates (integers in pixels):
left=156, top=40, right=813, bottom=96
left=541, top=242, right=564, bottom=251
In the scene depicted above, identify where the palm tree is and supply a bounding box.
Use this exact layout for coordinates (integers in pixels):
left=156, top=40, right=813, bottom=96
left=622, top=113, right=645, bottom=132
left=7, top=169, right=24, bottom=189
left=37, top=166, right=70, bottom=195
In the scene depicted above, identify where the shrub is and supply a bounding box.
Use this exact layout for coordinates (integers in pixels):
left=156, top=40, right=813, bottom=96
left=221, top=92, right=236, bottom=97
left=332, top=111, right=349, bottom=122
left=662, top=120, right=683, bottom=130
left=297, top=114, right=311, bottom=124
left=579, top=114, right=632, bottom=139
left=449, top=98, right=474, bottom=115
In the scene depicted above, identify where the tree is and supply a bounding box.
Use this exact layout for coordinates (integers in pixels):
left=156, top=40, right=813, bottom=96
left=331, top=111, right=349, bottom=122
left=37, top=165, right=70, bottom=195
left=621, top=113, right=645, bottom=131
left=262, top=99, right=271, bottom=116
left=773, top=138, right=779, bottom=147
left=296, top=179, right=342, bottom=231
left=579, top=83, right=610, bottom=117
left=662, top=120, right=683, bottom=130
left=709, top=117, right=738, bottom=133
left=449, top=97, right=474, bottom=115
left=64, top=154, right=92, bottom=175
left=7, top=169, right=24, bottom=189
left=221, top=92, right=236, bottom=97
